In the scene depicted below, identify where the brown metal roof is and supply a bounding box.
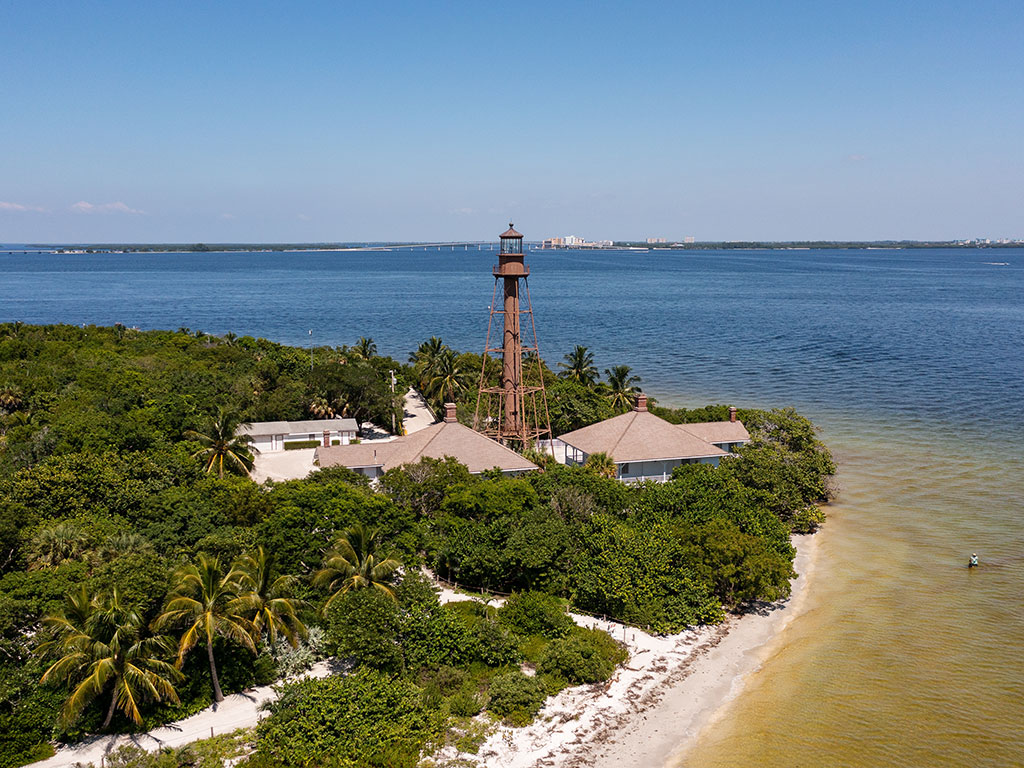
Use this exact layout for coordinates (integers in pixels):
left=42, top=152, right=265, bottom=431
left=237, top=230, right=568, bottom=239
left=679, top=421, right=750, bottom=445
left=559, top=410, right=728, bottom=463
left=314, top=420, right=538, bottom=474
left=500, top=223, right=523, bottom=238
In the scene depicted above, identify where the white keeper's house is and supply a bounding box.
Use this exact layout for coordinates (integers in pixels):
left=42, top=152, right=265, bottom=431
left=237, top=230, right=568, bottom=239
left=239, top=418, right=359, bottom=453
left=558, top=394, right=750, bottom=482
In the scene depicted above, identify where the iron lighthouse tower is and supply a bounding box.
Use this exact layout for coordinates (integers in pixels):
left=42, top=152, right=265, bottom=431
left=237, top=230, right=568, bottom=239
left=475, top=224, right=552, bottom=448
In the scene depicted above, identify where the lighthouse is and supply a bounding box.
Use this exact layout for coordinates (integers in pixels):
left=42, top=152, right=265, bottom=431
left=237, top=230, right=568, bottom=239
left=474, top=224, right=552, bottom=448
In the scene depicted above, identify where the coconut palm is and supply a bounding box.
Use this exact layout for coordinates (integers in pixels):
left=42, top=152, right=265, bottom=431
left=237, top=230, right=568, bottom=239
left=28, top=521, right=90, bottom=570
left=307, top=395, right=336, bottom=419
left=425, top=349, right=473, bottom=408
left=584, top=451, right=618, bottom=479
left=603, top=365, right=643, bottom=412
left=313, top=525, right=401, bottom=612
left=410, top=336, right=448, bottom=390
left=183, top=408, right=256, bottom=479
left=352, top=337, right=377, bottom=359
left=39, top=587, right=182, bottom=729
left=154, top=554, right=256, bottom=702
left=233, top=547, right=307, bottom=648
left=558, top=346, right=599, bottom=388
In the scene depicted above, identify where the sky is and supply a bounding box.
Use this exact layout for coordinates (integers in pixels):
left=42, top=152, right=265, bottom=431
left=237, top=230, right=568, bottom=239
left=1, top=0, right=1022, bottom=243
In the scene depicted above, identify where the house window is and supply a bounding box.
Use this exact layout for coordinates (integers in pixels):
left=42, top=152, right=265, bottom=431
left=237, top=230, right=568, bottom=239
left=621, top=463, right=630, bottom=473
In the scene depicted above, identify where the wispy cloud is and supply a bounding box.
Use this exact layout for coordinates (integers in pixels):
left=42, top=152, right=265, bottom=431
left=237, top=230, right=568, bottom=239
left=450, top=207, right=475, bottom=215
left=296, top=213, right=312, bottom=221
left=846, top=154, right=868, bottom=162
left=70, top=200, right=146, bottom=215
left=0, top=201, right=47, bottom=212
left=219, top=213, right=235, bottom=220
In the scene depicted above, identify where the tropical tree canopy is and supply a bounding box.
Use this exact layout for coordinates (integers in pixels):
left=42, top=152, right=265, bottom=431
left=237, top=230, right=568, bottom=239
left=154, top=554, right=257, bottom=702
left=352, top=337, right=377, bottom=359
left=424, top=349, right=473, bottom=410
left=39, top=587, right=182, bottom=729
left=233, top=547, right=307, bottom=648
left=603, top=365, right=642, bottom=412
left=558, top=346, right=599, bottom=388
left=313, top=524, right=402, bottom=612
left=183, top=408, right=256, bottom=479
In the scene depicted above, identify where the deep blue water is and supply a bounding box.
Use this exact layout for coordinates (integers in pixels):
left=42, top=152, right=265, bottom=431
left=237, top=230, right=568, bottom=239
left=2, top=246, right=1021, bottom=444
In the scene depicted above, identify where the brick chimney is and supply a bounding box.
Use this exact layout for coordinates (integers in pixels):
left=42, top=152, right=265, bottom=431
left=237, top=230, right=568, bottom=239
left=729, top=406, right=737, bottom=423
left=443, top=403, right=458, bottom=423
left=634, top=393, right=648, bottom=412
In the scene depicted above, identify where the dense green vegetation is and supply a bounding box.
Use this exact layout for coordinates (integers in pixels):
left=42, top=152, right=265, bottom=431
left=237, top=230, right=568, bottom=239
left=0, top=324, right=834, bottom=767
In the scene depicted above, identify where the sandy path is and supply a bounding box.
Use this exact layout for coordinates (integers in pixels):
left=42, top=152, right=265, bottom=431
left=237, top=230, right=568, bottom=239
left=30, top=662, right=334, bottom=768
left=402, top=387, right=437, bottom=434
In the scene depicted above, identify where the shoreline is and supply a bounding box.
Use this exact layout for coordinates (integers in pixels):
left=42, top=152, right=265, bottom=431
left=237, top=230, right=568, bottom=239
left=433, top=532, right=821, bottom=768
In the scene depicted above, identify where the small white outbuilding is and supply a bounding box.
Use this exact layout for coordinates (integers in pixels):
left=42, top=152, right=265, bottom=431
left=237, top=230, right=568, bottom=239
left=238, top=418, right=358, bottom=453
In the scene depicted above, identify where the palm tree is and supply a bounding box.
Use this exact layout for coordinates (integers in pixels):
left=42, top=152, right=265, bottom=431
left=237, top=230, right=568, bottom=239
left=313, top=525, right=401, bottom=613
left=410, top=337, right=448, bottom=390
left=558, top=346, right=599, bottom=387
left=603, top=365, right=642, bottom=412
left=39, top=588, right=182, bottom=730
left=584, top=451, right=618, bottom=479
left=183, top=408, right=256, bottom=479
left=307, top=395, right=336, bottom=419
left=352, top=337, right=377, bottom=359
left=28, top=521, right=90, bottom=570
left=223, top=332, right=237, bottom=346
left=233, top=547, right=307, bottom=648
left=154, top=554, right=257, bottom=702
left=425, top=349, right=472, bottom=408
left=98, top=532, right=153, bottom=561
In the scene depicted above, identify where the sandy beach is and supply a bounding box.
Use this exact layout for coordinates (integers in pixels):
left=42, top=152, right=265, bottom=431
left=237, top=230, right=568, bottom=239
left=434, top=532, right=820, bottom=768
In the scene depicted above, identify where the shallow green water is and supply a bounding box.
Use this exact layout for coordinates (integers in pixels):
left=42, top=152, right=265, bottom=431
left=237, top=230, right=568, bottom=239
left=681, top=417, right=1024, bottom=767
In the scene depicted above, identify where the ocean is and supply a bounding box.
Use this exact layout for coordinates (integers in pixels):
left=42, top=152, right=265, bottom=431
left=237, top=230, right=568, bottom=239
left=2, top=245, right=1023, bottom=766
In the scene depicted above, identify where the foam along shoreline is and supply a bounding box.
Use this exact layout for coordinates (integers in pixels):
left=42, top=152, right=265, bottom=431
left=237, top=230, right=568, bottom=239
left=433, top=532, right=820, bottom=768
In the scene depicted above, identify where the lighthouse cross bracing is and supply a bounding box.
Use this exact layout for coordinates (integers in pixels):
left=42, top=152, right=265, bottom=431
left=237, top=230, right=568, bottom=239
left=474, top=225, right=552, bottom=448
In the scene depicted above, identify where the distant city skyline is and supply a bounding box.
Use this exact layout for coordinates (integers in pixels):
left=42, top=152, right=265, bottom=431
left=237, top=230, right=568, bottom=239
left=1, top=1, right=1022, bottom=243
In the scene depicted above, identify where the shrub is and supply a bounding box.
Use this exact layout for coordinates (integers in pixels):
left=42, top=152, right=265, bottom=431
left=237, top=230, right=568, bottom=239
left=324, top=589, right=402, bottom=672
left=791, top=505, right=826, bottom=534
left=284, top=440, right=320, bottom=450
left=537, top=628, right=627, bottom=685
left=474, top=618, right=522, bottom=667
left=447, top=687, right=486, bottom=718
left=498, top=591, right=573, bottom=639
left=254, top=669, right=439, bottom=768
left=486, top=670, right=547, bottom=725
left=400, top=603, right=478, bottom=671
left=271, top=626, right=326, bottom=678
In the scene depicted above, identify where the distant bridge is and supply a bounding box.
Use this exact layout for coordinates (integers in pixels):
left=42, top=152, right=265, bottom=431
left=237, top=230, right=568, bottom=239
left=336, top=242, right=501, bottom=251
